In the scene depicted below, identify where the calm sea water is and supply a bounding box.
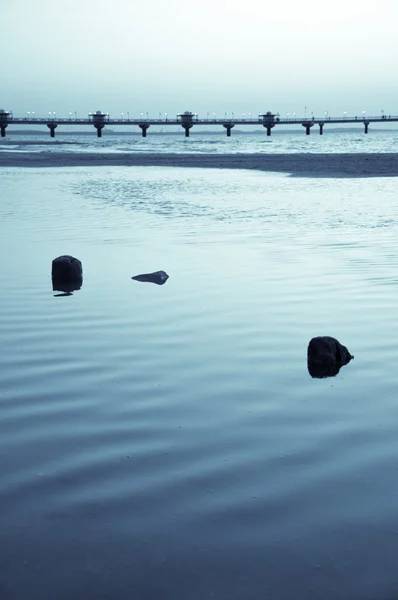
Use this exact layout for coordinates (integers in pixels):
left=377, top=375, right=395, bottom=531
left=2, top=127, right=398, bottom=155
left=1, top=135, right=398, bottom=599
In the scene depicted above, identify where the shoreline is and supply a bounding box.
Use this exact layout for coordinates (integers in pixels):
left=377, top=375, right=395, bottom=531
left=1, top=151, right=398, bottom=177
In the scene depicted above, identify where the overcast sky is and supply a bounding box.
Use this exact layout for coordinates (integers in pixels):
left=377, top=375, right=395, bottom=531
left=2, top=0, right=397, bottom=119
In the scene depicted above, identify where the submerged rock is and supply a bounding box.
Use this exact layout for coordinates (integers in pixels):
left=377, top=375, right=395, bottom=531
left=52, top=255, right=83, bottom=294
left=131, top=270, right=169, bottom=285
left=307, top=336, right=353, bottom=379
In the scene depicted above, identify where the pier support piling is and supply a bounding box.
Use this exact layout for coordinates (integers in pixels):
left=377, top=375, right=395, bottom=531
left=364, top=121, right=369, bottom=134
left=1, top=125, right=7, bottom=137
left=319, top=123, right=324, bottom=135
left=302, top=122, right=314, bottom=135
left=47, top=123, right=58, bottom=138
left=223, top=123, right=235, bottom=137
left=139, top=124, right=150, bottom=137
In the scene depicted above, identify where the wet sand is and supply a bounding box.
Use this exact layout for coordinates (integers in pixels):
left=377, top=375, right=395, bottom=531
left=1, top=150, right=398, bottom=177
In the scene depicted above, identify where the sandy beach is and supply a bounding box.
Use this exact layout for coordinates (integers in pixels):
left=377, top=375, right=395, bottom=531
left=1, top=150, right=398, bottom=177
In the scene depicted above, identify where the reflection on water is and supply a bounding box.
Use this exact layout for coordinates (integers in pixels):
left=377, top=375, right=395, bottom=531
left=52, top=279, right=83, bottom=295
left=307, top=355, right=353, bottom=378
left=2, top=167, right=398, bottom=599
left=53, top=290, right=75, bottom=297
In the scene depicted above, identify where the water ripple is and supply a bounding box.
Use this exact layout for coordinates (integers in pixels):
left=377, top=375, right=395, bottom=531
left=2, top=166, right=398, bottom=598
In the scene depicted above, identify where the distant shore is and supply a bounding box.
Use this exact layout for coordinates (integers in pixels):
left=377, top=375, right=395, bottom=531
left=1, top=151, right=398, bottom=177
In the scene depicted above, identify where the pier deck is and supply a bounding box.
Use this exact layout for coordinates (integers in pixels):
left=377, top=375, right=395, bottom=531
left=1, top=109, right=397, bottom=138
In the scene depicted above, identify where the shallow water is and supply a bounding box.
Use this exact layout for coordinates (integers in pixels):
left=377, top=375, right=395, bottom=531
left=1, top=166, right=398, bottom=599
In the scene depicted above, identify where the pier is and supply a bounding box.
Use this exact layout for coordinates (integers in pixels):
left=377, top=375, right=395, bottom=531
left=1, top=109, right=397, bottom=138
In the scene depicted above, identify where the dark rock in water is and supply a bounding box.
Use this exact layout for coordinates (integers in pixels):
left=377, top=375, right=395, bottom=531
left=132, top=270, right=169, bottom=285
left=307, top=336, right=353, bottom=379
left=52, top=255, right=83, bottom=294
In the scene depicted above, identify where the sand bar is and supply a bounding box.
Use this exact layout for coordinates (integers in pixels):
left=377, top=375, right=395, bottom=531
left=1, top=151, right=398, bottom=177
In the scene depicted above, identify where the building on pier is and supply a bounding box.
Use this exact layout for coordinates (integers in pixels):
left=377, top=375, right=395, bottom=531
left=88, top=111, right=108, bottom=137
